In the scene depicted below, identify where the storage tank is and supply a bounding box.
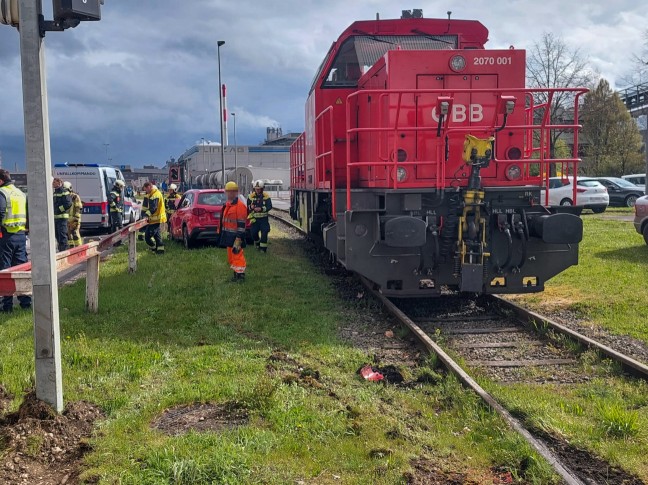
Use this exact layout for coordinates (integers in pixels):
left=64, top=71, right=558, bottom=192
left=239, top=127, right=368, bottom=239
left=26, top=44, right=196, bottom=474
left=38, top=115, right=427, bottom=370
left=196, top=174, right=209, bottom=188
left=208, top=168, right=254, bottom=191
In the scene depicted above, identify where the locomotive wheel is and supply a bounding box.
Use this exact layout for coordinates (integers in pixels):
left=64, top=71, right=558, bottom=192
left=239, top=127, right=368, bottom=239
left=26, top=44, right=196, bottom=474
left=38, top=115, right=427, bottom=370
left=625, top=195, right=638, bottom=207
left=559, top=198, right=573, bottom=206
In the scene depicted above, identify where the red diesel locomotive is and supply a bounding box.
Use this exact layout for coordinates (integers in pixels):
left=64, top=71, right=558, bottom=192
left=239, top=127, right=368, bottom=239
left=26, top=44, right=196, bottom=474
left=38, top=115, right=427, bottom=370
left=289, top=12, right=587, bottom=297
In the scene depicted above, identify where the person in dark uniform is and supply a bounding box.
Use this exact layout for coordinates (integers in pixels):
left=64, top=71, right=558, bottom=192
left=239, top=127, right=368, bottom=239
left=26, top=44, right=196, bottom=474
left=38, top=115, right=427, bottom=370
left=247, top=180, right=272, bottom=252
left=52, top=178, right=72, bottom=252
left=165, top=184, right=181, bottom=238
left=0, top=169, right=31, bottom=313
left=109, top=180, right=126, bottom=233
left=142, top=182, right=167, bottom=254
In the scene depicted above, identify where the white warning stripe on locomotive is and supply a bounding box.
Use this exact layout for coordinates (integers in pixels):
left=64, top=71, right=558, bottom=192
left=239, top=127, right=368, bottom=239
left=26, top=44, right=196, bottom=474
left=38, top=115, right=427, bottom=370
left=431, top=104, right=484, bottom=123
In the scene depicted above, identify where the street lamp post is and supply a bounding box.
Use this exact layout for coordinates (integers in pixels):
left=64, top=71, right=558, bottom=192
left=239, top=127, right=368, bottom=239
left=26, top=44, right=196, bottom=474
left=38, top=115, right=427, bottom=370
left=217, top=40, right=226, bottom=187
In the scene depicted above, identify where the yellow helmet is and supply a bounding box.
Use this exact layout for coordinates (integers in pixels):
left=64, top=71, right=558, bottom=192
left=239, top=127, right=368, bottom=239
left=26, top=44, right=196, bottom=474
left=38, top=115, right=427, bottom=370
left=225, top=181, right=238, bottom=191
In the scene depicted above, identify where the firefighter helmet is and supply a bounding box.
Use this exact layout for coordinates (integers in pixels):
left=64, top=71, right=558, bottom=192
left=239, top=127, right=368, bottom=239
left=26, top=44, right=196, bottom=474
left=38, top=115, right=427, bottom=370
left=63, top=181, right=72, bottom=190
left=169, top=184, right=178, bottom=191
left=253, top=180, right=265, bottom=189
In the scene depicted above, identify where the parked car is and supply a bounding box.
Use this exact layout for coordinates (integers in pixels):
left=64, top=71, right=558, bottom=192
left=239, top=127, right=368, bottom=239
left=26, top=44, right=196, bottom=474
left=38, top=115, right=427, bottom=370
left=169, top=189, right=227, bottom=248
left=622, top=173, right=646, bottom=187
left=540, top=177, right=609, bottom=213
left=590, top=177, right=645, bottom=207
left=634, top=195, right=648, bottom=245
left=169, top=190, right=253, bottom=249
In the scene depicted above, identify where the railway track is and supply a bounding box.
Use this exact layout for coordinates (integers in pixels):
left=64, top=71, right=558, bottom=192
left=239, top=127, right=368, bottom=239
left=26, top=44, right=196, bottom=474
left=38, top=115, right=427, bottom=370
left=270, top=207, right=647, bottom=484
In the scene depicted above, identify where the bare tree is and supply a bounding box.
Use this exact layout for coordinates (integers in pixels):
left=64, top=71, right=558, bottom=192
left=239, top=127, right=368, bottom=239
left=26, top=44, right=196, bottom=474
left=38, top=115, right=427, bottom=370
left=527, top=33, right=595, bottom=174
left=622, top=30, right=648, bottom=86
left=581, top=79, right=643, bottom=176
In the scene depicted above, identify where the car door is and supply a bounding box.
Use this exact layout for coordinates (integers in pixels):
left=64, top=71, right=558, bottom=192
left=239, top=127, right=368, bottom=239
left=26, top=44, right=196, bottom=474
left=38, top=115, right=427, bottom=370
left=548, top=178, right=568, bottom=206
left=180, top=193, right=194, bottom=235
left=173, top=193, right=192, bottom=238
left=599, top=179, right=621, bottom=205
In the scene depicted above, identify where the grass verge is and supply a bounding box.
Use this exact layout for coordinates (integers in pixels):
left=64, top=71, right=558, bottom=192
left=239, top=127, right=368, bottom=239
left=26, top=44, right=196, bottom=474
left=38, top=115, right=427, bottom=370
left=0, top=226, right=558, bottom=484
left=512, top=213, right=648, bottom=343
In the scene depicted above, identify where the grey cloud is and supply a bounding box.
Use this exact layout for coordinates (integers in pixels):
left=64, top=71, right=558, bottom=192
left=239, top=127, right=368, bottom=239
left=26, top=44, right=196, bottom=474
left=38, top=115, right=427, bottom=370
left=0, top=0, right=647, bottom=170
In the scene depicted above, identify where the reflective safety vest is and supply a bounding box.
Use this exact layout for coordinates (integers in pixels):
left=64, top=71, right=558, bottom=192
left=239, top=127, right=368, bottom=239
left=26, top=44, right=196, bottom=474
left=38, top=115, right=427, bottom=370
left=165, top=192, right=181, bottom=213
left=0, top=183, right=27, bottom=233
left=53, top=187, right=72, bottom=219
left=247, top=191, right=272, bottom=219
left=219, top=197, right=248, bottom=248
left=109, top=189, right=122, bottom=213
left=69, top=192, right=83, bottom=221
left=144, top=188, right=167, bottom=224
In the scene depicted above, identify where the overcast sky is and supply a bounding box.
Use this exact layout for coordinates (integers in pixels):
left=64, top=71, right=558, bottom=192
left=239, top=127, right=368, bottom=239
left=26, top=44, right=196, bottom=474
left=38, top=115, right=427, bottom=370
left=0, top=0, right=646, bottom=171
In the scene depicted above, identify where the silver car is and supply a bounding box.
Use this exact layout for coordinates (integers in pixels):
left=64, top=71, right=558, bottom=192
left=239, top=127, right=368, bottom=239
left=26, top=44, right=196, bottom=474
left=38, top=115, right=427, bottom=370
left=634, top=195, right=648, bottom=245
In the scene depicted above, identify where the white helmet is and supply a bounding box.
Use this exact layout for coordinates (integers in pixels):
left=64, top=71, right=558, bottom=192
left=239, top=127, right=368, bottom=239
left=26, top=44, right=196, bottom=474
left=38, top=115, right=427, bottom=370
left=169, top=184, right=178, bottom=191
left=115, top=180, right=126, bottom=187
left=63, top=181, right=72, bottom=190
left=253, top=180, right=265, bottom=189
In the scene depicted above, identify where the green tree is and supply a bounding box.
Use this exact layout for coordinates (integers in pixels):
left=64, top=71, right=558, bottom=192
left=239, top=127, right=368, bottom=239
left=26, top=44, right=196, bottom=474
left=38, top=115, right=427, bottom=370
left=580, top=79, right=643, bottom=176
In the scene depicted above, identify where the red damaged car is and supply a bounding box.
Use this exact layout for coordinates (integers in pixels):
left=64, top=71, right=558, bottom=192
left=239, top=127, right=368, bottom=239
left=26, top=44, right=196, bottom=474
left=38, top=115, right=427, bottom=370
left=169, top=189, right=252, bottom=249
left=169, top=189, right=227, bottom=248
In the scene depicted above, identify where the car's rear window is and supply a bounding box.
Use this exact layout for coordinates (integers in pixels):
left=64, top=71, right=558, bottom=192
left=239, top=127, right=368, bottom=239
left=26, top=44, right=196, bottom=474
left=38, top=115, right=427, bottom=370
left=577, top=180, right=602, bottom=187
left=198, top=193, right=226, bottom=206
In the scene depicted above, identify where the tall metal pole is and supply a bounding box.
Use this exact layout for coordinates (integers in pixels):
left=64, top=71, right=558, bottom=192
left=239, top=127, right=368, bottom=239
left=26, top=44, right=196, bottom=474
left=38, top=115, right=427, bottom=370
left=18, top=0, right=63, bottom=412
left=201, top=137, right=206, bottom=172
left=103, top=143, right=109, bottom=164
left=232, top=112, right=238, bottom=174
left=217, top=40, right=225, bottom=187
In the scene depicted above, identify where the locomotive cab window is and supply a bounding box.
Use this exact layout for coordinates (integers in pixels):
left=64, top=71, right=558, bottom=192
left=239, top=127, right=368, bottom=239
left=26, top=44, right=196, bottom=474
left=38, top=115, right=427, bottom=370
left=322, top=34, right=458, bottom=88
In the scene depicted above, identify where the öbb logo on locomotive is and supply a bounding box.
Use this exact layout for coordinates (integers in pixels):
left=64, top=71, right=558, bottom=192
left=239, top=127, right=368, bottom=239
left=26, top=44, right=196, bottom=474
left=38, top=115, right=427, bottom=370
left=289, top=10, right=588, bottom=297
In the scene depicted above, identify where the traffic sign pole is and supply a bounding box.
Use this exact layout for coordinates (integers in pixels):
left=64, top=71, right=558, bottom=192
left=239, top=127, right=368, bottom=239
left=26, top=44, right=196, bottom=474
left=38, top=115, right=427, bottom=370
left=18, top=0, right=64, bottom=412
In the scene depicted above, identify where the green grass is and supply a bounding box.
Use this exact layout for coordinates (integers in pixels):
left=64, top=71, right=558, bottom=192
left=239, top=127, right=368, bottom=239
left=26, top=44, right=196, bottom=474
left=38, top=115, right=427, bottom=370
left=492, top=210, right=648, bottom=480
left=485, top=375, right=648, bottom=479
left=514, top=214, right=648, bottom=343
left=0, top=228, right=558, bottom=484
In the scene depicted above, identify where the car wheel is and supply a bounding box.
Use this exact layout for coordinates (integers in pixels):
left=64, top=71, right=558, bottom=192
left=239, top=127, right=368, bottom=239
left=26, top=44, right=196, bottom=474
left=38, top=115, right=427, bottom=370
left=625, top=195, right=638, bottom=208
left=643, top=224, right=648, bottom=246
left=559, top=198, right=573, bottom=206
left=591, top=207, right=606, bottom=214
left=182, top=225, right=194, bottom=249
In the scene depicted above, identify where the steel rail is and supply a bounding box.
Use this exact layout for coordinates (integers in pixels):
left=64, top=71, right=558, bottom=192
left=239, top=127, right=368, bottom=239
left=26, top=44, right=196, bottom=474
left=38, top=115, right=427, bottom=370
left=271, top=206, right=647, bottom=482
left=364, top=281, right=585, bottom=485
left=493, top=296, right=648, bottom=379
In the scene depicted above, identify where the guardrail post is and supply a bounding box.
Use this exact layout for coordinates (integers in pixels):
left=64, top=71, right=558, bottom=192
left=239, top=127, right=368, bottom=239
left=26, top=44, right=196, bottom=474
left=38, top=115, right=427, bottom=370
left=128, top=230, right=137, bottom=273
left=85, top=254, right=100, bottom=313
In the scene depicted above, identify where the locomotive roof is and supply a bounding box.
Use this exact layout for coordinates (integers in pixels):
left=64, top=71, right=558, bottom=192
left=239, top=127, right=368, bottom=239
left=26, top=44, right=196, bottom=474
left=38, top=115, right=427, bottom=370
left=338, top=18, right=489, bottom=47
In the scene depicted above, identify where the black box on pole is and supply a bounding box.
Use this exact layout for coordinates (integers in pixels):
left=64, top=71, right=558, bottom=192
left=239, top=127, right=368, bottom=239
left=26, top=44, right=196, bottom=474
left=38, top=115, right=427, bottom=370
left=52, top=0, right=102, bottom=22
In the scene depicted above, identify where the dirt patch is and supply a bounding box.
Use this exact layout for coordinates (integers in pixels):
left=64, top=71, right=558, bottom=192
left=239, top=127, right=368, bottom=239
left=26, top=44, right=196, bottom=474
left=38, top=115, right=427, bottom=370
left=266, top=351, right=326, bottom=390
left=151, top=402, right=249, bottom=436
left=0, top=385, right=12, bottom=414
left=403, top=458, right=476, bottom=484
left=537, top=430, right=645, bottom=485
left=0, top=391, right=103, bottom=485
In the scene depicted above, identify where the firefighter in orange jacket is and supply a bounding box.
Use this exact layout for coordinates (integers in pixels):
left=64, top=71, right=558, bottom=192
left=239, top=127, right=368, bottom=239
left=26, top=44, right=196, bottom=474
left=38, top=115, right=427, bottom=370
left=219, top=181, right=247, bottom=281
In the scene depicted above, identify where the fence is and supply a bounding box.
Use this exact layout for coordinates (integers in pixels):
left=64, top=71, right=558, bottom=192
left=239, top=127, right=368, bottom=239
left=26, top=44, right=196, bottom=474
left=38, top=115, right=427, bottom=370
left=0, top=219, right=148, bottom=313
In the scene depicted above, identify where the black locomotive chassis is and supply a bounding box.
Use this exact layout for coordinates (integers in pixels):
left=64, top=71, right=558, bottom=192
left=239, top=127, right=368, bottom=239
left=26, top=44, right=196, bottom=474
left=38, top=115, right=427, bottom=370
left=292, top=187, right=583, bottom=297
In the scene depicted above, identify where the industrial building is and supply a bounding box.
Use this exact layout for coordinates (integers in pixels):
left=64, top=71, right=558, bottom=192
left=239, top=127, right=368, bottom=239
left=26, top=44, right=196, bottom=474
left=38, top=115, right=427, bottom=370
left=177, top=128, right=299, bottom=190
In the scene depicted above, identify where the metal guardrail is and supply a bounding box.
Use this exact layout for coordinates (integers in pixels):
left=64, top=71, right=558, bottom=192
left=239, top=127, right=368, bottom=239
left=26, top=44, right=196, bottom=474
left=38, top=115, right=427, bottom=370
left=0, top=219, right=148, bottom=313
